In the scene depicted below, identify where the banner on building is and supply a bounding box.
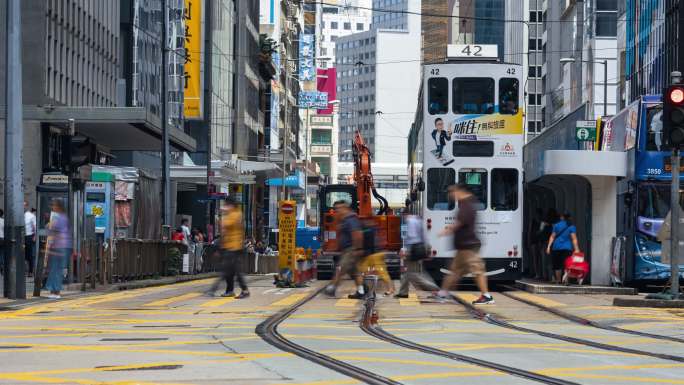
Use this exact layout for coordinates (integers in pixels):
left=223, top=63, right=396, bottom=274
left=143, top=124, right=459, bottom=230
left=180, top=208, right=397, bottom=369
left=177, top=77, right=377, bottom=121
left=317, top=68, right=336, bottom=114
left=183, top=0, right=203, bottom=119
left=298, top=91, right=328, bottom=109
left=299, top=34, right=315, bottom=81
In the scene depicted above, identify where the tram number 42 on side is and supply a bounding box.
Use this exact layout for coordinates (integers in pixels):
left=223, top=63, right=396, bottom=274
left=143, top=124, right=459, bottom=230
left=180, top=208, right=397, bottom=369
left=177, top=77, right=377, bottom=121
left=509, top=260, right=519, bottom=269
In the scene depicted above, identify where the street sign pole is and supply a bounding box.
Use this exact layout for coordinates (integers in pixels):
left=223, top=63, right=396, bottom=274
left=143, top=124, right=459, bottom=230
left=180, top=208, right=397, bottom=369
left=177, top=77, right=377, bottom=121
left=671, top=148, right=680, bottom=298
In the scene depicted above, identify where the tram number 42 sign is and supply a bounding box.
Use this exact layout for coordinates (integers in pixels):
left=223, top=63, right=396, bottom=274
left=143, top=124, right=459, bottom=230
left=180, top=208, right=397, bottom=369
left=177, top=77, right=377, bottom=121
left=575, top=120, right=596, bottom=142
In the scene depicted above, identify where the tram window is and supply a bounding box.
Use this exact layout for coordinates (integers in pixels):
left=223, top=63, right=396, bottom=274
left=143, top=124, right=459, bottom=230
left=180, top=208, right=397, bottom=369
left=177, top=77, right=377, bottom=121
left=427, top=168, right=455, bottom=210
left=453, top=141, right=494, bottom=157
left=645, top=105, right=663, bottom=151
left=491, top=169, right=518, bottom=211
left=428, top=77, right=448, bottom=115
left=499, top=78, right=519, bottom=115
left=453, top=78, right=495, bottom=114
left=458, top=169, right=487, bottom=210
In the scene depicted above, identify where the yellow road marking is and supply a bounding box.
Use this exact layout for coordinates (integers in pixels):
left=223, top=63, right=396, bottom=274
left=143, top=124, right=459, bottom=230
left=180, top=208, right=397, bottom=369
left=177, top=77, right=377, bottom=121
left=399, top=293, right=420, bottom=306
left=199, top=296, right=236, bottom=308
left=335, top=298, right=360, bottom=307
left=143, top=292, right=203, bottom=307
left=564, top=374, right=684, bottom=384
left=271, top=293, right=309, bottom=307
left=510, top=292, right=565, bottom=307
left=453, top=293, right=478, bottom=303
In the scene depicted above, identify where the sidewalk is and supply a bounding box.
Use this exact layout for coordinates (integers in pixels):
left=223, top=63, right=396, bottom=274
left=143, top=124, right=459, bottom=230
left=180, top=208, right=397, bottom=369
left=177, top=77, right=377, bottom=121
left=0, top=272, right=219, bottom=309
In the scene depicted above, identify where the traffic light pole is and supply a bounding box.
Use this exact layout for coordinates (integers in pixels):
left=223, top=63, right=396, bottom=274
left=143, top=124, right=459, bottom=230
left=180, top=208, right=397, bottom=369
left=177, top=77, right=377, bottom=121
left=671, top=148, right=681, bottom=298
left=3, top=0, right=26, bottom=299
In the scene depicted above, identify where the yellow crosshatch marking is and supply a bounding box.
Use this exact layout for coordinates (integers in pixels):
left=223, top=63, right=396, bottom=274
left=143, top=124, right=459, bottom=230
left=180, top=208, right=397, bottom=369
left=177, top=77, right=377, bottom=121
left=271, top=293, right=309, bottom=307
left=511, top=292, right=566, bottom=307
left=335, top=298, right=361, bottom=307
left=143, top=292, right=203, bottom=307
left=399, top=293, right=421, bottom=306
left=199, top=296, right=236, bottom=308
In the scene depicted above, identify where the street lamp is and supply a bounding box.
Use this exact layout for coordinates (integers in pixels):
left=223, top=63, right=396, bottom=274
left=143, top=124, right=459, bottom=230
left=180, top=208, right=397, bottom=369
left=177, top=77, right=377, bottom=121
left=559, top=57, right=609, bottom=117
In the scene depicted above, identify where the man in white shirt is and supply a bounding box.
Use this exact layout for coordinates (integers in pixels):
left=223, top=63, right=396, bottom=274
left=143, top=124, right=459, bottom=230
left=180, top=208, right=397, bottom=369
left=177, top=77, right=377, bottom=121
left=180, top=219, right=191, bottom=246
left=396, top=212, right=440, bottom=298
left=24, top=201, right=37, bottom=276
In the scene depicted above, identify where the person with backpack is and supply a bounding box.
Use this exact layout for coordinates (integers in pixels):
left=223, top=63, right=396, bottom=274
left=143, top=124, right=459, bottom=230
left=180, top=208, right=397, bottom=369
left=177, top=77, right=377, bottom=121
left=395, top=212, right=440, bottom=298
left=546, top=212, right=580, bottom=284
left=349, top=219, right=394, bottom=298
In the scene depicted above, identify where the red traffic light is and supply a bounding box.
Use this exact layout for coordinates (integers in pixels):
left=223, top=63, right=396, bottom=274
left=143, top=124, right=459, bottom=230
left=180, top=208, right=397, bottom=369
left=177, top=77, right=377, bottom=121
left=669, top=87, right=684, bottom=104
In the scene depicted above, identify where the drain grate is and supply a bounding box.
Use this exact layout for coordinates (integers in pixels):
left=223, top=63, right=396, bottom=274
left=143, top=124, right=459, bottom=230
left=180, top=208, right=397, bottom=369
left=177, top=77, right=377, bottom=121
left=100, top=338, right=169, bottom=342
left=97, top=364, right=183, bottom=371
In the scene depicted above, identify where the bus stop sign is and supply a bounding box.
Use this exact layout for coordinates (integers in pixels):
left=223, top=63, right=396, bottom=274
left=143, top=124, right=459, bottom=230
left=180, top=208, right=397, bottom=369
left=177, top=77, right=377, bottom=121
left=576, top=120, right=596, bottom=141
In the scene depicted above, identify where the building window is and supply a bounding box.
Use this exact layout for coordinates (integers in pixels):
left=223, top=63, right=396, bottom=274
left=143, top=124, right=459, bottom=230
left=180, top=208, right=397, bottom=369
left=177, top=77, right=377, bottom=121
left=528, top=93, right=542, bottom=106
left=528, top=38, right=541, bottom=51
left=343, top=22, right=351, bottom=30
left=356, top=23, right=364, bottom=30
left=528, top=121, right=541, bottom=133
left=596, top=12, right=617, bottom=37
left=331, top=21, right=338, bottom=29
left=528, top=66, right=541, bottom=78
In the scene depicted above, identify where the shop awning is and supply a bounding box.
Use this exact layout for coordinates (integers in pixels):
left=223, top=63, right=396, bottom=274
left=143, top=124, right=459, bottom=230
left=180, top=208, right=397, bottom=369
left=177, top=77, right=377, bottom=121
left=543, top=150, right=627, bottom=177
left=9, top=105, right=196, bottom=152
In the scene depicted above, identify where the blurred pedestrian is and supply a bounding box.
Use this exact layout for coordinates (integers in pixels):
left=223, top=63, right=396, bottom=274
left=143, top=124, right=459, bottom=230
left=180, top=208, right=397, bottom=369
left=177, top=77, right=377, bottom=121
left=180, top=219, right=191, bottom=246
left=325, top=201, right=363, bottom=297
left=350, top=219, right=394, bottom=298
left=396, top=211, right=439, bottom=298
left=546, top=212, right=580, bottom=284
left=207, top=198, right=249, bottom=299
left=438, top=184, right=494, bottom=305
left=171, top=227, right=185, bottom=242
left=44, top=199, right=71, bottom=299
left=24, top=201, right=36, bottom=277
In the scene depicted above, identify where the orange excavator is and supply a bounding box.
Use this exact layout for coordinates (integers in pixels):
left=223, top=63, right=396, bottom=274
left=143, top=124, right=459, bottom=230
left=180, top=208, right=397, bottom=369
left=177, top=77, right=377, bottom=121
left=316, top=131, right=402, bottom=279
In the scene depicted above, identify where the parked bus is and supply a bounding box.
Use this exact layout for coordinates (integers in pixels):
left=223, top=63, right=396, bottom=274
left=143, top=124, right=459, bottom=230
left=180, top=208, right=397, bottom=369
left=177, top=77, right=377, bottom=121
left=407, top=45, right=524, bottom=281
left=608, top=95, right=684, bottom=283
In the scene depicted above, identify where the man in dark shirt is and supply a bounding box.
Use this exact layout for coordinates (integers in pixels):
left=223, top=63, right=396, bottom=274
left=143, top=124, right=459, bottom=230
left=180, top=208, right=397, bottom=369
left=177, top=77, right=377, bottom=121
left=438, top=184, right=494, bottom=304
left=325, top=201, right=363, bottom=297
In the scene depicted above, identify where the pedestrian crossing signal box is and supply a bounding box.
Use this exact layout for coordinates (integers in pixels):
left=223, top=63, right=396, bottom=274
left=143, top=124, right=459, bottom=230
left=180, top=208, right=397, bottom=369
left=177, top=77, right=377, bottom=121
left=278, top=200, right=297, bottom=270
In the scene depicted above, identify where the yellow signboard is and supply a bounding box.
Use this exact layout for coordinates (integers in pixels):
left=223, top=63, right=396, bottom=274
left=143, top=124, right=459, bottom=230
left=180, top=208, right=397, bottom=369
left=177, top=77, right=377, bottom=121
left=278, top=200, right=297, bottom=270
left=184, top=0, right=202, bottom=119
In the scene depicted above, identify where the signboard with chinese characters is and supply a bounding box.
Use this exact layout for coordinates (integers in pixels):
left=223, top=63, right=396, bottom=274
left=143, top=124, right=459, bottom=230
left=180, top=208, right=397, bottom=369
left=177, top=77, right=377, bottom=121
left=298, top=91, right=328, bottom=109
left=298, top=34, right=315, bottom=81
left=310, top=115, right=333, bottom=127
left=278, top=200, right=297, bottom=270
left=183, top=0, right=203, bottom=119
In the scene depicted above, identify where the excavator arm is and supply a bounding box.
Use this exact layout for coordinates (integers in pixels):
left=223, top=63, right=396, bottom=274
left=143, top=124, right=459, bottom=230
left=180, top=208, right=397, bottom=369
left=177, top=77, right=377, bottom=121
left=352, top=131, right=388, bottom=216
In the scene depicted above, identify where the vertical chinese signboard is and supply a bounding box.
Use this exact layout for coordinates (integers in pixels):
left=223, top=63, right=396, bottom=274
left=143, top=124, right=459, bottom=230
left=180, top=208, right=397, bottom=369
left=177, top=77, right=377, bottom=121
left=184, top=0, right=203, bottom=119
left=278, top=200, right=297, bottom=270
left=298, top=34, right=315, bottom=81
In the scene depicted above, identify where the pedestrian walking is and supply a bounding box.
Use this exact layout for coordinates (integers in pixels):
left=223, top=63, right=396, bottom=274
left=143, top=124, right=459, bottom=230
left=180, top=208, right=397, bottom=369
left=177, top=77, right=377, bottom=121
left=537, top=209, right=556, bottom=280
left=325, top=201, right=363, bottom=297
left=546, top=213, right=580, bottom=284
left=180, top=219, right=191, bottom=246
left=207, top=198, right=249, bottom=299
left=24, top=201, right=37, bottom=277
left=437, top=184, right=494, bottom=305
left=395, top=211, right=440, bottom=298
left=44, top=199, right=71, bottom=299
left=349, top=219, right=394, bottom=298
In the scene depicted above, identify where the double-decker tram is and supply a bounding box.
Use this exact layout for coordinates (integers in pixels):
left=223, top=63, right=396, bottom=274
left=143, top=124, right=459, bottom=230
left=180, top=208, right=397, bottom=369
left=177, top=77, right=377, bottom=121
left=407, top=45, right=524, bottom=281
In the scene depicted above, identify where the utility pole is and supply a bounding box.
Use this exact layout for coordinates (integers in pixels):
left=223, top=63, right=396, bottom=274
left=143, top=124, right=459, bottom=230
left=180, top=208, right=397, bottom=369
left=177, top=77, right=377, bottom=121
left=161, top=0, right=171, bottom=231
left=671, top=71, right=683, bottom=299
left=304, top=107, right=310, bottom=225
left=281, top=65, right=289, bottom=201
left=4, top=0, right=26, bottom=299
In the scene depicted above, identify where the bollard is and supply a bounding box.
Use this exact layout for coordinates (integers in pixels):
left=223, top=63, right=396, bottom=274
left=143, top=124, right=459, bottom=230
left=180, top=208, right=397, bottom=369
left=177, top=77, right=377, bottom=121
left=363, top=274, right=378, bottom=300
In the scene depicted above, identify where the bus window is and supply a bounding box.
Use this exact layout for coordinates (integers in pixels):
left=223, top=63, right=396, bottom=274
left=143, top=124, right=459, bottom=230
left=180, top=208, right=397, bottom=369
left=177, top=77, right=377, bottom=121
left=428, top=78, right=448, bottom=115
left=453, top=141, right=494, bottom=157
left=499, top=78, right=519, bottom=115
left=637, top=184, right=671, bottom=219
left=491, top=169, right=518, bottom=211
left=427, top=168, right=455, bottom=210
left=453, top=78, right=495, bottom=114
left=458, top=168, right=487, bottom=210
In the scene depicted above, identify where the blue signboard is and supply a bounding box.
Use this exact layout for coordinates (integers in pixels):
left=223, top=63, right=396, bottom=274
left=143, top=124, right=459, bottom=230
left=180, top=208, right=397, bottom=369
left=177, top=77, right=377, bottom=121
left=299, top=34, right=315, bottom=81
left=267, top=171, right=305, bottom=189
left=298, top=91, right=328, bottom=109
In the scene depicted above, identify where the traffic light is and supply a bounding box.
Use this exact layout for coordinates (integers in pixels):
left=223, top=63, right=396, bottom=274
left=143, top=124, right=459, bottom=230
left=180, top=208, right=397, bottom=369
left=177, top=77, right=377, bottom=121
left=63, top=135, right=95, bottom=172
left=664, top=85, right=684, bottom=148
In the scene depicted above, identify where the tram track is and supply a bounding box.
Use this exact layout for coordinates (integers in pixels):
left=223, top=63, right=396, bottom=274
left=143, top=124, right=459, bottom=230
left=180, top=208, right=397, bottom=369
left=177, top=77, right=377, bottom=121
left=499, top=286, right=684, bottom=344
left=450, top=292, right=684, bottom=363
left=360, top=295, right=581, bottom=385
left=255, top=287, right=403, bottom=385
